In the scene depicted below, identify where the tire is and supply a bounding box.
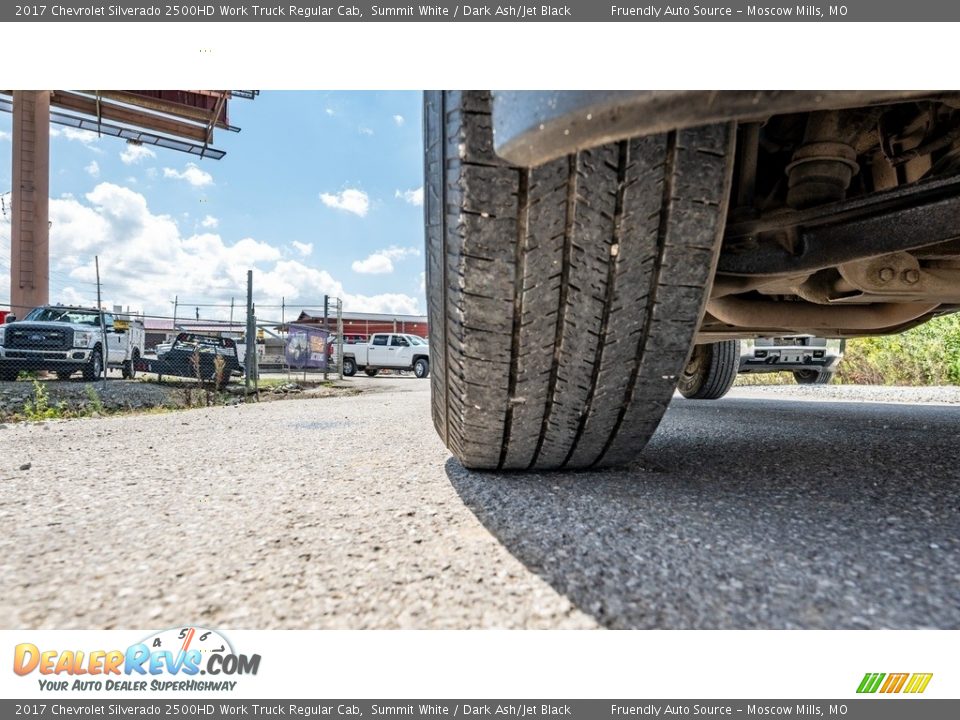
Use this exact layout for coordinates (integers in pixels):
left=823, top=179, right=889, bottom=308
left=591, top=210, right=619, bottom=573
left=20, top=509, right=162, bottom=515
left=122, top=350, right=139, bottom=380
left=56, top=370, right=74, bottom=381
left=82, top=347, right=103, bottom=381
left=424, top=91, right=735, bottom=470
left=677, top=340, right=740, bottom=400
left=794, top=369, right=833, bottom=385
left=342, top=357, right=357, bottom=377
left=364, top=368, right=380, bottom=377
left=414, top=357, right=430, bottom=379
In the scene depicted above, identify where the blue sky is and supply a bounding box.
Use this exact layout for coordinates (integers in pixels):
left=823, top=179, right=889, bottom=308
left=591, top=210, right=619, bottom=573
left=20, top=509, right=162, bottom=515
left=0, top=91, right=426, bottom=322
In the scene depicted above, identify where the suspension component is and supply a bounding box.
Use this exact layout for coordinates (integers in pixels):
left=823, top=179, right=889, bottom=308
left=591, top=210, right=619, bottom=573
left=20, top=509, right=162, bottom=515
left=786, top=111, right=860, bottom=209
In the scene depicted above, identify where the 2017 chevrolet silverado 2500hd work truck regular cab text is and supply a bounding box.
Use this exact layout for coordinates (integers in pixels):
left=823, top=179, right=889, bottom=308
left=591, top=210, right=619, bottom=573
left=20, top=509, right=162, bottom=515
left=424, top=91, right=960, bottom=470
left=0, top=305, right=145, bottom=381
left=337, top=333, right=430, bottom=378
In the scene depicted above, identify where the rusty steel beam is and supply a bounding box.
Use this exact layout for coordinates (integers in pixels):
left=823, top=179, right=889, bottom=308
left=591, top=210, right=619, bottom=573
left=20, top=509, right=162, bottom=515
left=10, top=91, right=50, bottom=317
left=88, top=90, right=232, bottom=128
left=50, top=91, right=209, bottom=142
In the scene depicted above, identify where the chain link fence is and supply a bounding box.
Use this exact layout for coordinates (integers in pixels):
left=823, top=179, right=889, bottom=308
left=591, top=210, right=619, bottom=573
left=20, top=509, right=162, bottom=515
left=0, top=278, right=345, bottom=419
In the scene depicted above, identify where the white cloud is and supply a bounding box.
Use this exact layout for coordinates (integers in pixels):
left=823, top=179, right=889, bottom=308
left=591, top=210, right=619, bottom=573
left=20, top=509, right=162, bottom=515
left=325, top=108, right=335, bottom=116
left=201, top=215, right=219, bottom=229
left=0, top=130, right=10, bottom=141
left=395, top=187, right=424, bottom=207
left=50, top=126, right=102, bottom=150
left=352, top=246, right=420, bottom=275
left=419, top=272, right=426, bottom=293
left=120, top=143, right=157, bottom=165
left=85, top=161, right=100, bottom=178
left=393, top=114, right=405, bottom=126
left=163, top=163, right=213, bottom=187
left=0, top=182, right=420, bottom=317
left=319, top=188, right=369, bottom=217
left=291, top=241, right=313, bottom=257
left=358, top=126, right=374, bottom=136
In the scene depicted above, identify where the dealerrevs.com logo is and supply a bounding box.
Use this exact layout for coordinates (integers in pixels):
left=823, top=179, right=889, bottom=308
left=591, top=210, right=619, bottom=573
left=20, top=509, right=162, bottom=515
left=13, top=626, right=261, bottom=692
left=857, top=673, right=933, bottom=694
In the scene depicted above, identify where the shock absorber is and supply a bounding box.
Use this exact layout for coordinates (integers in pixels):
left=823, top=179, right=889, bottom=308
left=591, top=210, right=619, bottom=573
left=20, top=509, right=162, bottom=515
left=786, top=110, right=860, bottom=209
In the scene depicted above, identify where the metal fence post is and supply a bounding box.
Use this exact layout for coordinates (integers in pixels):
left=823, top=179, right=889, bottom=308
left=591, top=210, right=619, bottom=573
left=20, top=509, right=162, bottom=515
left=337, top=298, right=344, bottom=380
left=245, top=270, right=254, bottom=397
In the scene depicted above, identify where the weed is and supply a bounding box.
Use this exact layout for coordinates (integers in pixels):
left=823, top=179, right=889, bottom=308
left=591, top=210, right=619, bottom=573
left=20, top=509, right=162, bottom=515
left=21, top=380, right=67, bottom=421
left=83, top=384, right=105, bottom=414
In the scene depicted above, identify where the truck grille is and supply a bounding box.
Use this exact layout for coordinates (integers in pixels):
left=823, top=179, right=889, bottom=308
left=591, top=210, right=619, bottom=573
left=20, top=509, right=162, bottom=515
left=6, top=326, right=74, bottom=351
left=5, top=351, right=68, bottom=359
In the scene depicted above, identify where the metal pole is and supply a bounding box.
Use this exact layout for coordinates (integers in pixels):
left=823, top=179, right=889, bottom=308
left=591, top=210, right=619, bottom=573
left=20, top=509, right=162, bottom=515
left=337, top=298, right=344, bottom=380
left=172, top=295, right=178, bottom=329
left=229, top=297, right=234, bottom=327
left=95, top=256, right=107, bottom=386
left=245, top=270, right=254, bottom=396
left=323, top=295, right=329, bottom=381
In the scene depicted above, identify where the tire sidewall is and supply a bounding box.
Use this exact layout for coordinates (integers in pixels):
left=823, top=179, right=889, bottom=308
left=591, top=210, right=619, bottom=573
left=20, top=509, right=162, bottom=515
left=414, top=358, right=429, bottom=379
left=85, top=347, right=103, bottom=381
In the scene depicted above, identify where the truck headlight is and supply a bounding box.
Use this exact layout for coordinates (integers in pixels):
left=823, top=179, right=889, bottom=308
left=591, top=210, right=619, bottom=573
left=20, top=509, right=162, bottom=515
left=74, top=331, right=94, bottom=348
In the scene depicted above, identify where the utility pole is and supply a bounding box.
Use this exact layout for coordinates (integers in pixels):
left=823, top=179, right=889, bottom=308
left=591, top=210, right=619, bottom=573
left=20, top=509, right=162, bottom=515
left=229, top=297, right=234, bottom=327
left=172, top=295, right=178, bottom=329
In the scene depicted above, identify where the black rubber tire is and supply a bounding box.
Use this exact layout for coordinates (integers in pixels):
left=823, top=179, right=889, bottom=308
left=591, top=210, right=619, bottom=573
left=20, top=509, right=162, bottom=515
left=424, top=91, right=735, bottom=470
left=414, top=357, right=430, bottom=379
left=364, top=368, right=380, bottom=377
left=56, top=370, right=74, bottom=381
left=82, top=347, right=103, bottom=381
left=122, top=351, right=139, bottom=380
left=342, top=357, right=357, bottom=377
left=794, top=369, right=834, bottom=385
left=677, top=340, right=740, bottom=400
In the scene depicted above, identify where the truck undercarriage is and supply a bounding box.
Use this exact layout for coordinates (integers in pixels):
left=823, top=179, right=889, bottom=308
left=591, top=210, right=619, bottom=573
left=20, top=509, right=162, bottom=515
left=495, top=91, right=960, bottom=341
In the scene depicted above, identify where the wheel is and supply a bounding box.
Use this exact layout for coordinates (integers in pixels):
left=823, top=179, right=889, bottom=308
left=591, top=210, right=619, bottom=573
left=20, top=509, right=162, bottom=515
left=414, top=357, right=430, bottom=379
left=364, top=368, right=380, bottom=377
left=424, top=91, right=735, bottom=470
left=678, top=341, right=740, bottom=400
left=122, top=350, right=139, bottom=380
left=56, top=370, right=74, bottom=381
left=342, top=357, right=357, bottom=377
left=794, top=369, right=833, bottom=385
left=82, top=347, right=103, bottom=381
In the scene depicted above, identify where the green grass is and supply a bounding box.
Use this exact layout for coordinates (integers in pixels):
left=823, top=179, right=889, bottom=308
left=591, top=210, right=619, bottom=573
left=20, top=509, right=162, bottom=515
left=734, top=313, right=960, bottom=387
left=838, top=313, right=960, bottom=386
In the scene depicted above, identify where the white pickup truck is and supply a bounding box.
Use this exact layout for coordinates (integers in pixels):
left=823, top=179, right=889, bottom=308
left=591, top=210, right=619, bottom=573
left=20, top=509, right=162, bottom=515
left=337, top=333, right=430, bottom=379
left=0, top=305, right=145, bottom=381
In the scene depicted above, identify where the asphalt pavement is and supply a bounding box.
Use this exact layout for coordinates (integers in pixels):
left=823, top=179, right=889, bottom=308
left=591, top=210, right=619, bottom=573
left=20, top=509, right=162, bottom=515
left=1, top=379, right=958, bottom=629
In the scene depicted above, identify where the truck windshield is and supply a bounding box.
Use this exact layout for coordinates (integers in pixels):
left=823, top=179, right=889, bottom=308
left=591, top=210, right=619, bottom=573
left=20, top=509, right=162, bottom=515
left=24, top=307, right=101, bottom=325
left=408, top=336, right=426, bottom=345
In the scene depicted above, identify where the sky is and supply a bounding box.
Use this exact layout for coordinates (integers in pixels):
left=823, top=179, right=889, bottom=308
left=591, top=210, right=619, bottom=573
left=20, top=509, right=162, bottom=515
left=0, top=91, right=426, bottom=324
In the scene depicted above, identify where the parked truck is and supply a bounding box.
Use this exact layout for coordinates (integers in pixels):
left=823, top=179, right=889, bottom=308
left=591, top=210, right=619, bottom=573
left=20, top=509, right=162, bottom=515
left=336, top=333, right=430, bottom=378
left=0, top=305, right=145, bottom=382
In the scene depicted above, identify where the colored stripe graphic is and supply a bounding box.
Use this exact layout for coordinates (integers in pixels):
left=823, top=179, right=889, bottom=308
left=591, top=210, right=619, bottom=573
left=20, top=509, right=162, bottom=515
left=857, top=672, right=933, bottom=694
left=857, top=673, right=885, bottom=693
left=904, top=673, right=934, bottom=694
left=880, top=673, right=909, bottom=693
